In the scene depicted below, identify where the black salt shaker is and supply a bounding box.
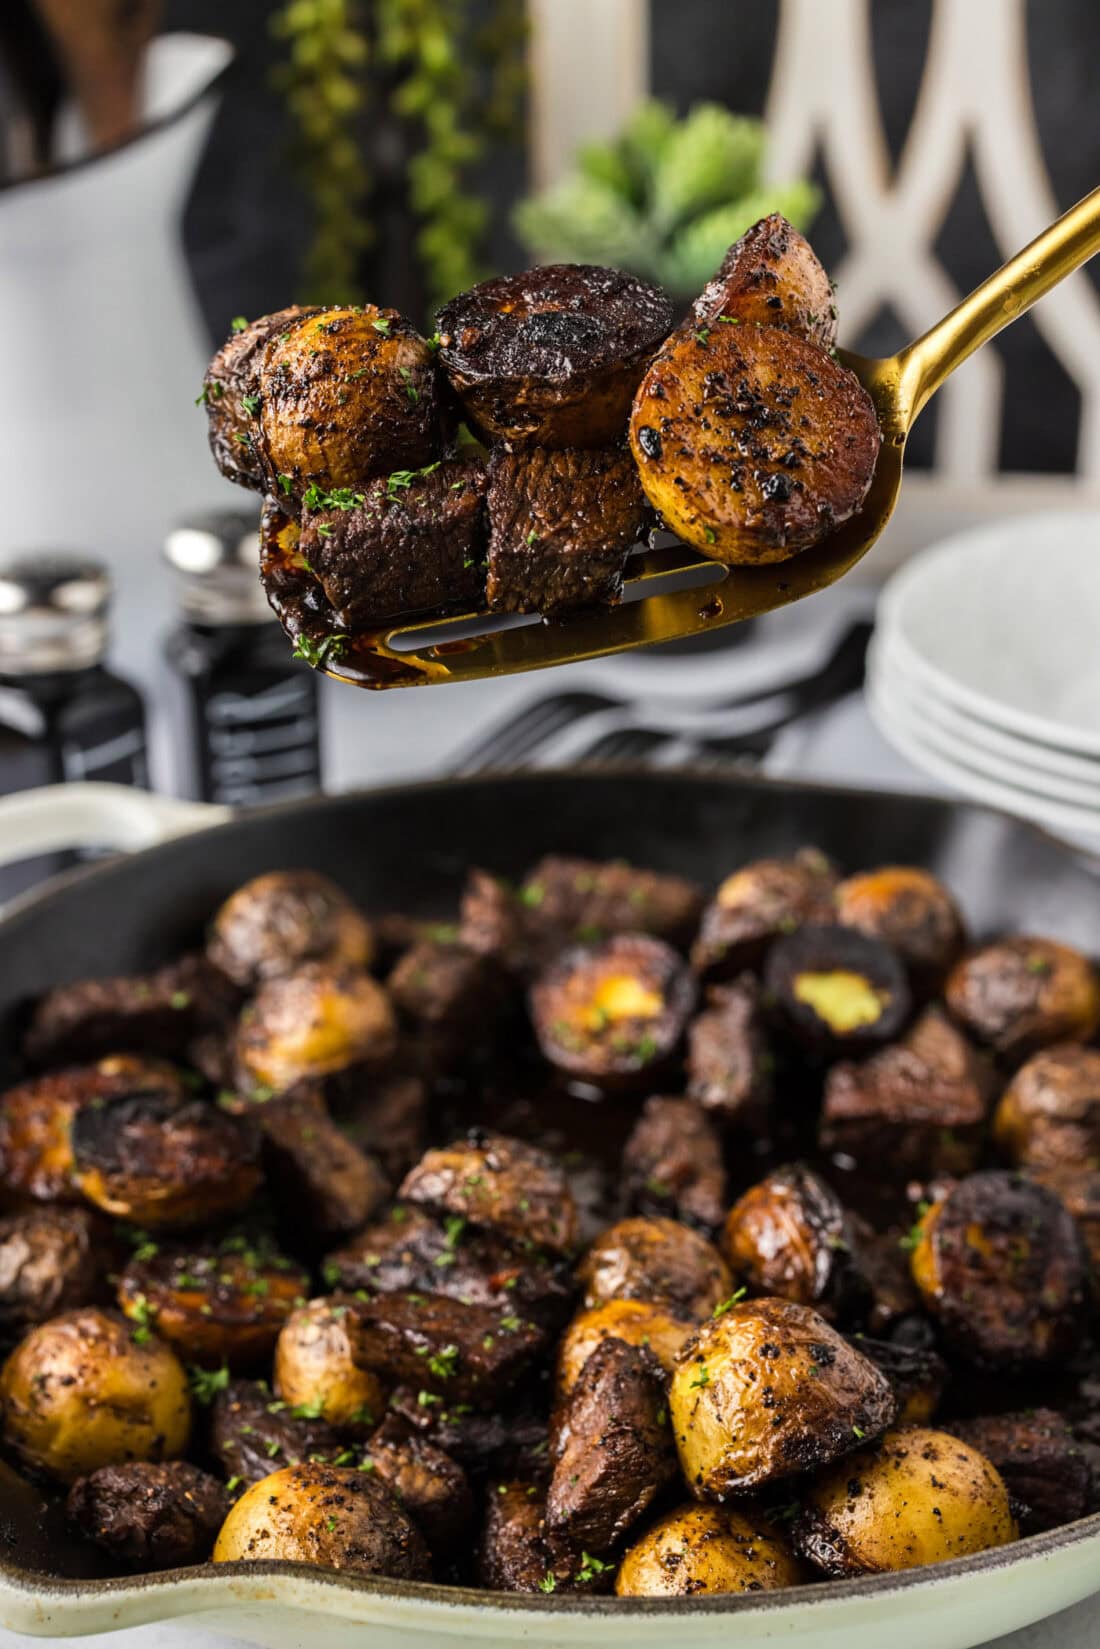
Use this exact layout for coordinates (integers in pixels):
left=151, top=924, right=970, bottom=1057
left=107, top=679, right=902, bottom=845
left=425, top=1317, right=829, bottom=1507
left=164, top=512, right=323, bottom=807
left=0, top=554, right=148, bottom=899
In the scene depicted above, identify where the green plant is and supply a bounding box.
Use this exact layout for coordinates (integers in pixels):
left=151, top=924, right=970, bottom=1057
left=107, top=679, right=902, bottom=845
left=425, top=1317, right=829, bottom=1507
left=514, top=99, right=821, bottom=300
left=270, top=0, right=527, bottom=315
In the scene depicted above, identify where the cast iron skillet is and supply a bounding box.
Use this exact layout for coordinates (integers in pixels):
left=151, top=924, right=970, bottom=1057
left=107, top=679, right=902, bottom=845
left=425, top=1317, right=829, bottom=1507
left=0, top=769, right=1098, bottom=1615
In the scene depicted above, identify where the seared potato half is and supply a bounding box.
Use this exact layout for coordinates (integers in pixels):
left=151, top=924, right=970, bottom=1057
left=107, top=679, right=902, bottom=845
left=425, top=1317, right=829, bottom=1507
left=795, top=1426, right=1016, bottom=1575
left=669, top=1298, right=896, bottom=1497
left=692, top=213, right=836, bottom=348
left=617, top=1501, right=807, bottom=1597
left=0, top=1308, right=190, bottom=1483
left=235, top=962, right=397, bottom=1093
left=213, top=1460, right=430, bottom=1577
left=630, top=322, right=880, bottom=565
left=274, top=1298, right=386, bottom=1431
left=208, top=869, right=373, bottom=990
left=557, top=1299, right=695, bottom=1398
left=577, top=1215, right=732, bottom=1322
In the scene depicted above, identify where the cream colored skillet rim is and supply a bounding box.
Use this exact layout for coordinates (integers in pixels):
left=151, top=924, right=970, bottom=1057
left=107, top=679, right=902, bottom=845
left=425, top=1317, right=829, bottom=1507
left=0, top=768, right=1097, bottom=1622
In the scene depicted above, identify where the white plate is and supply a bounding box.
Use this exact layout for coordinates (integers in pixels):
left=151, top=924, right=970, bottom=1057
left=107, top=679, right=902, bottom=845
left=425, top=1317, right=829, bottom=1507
left=872, top=630, right=1100, bottom=784
left=867, top=680, right=1100, bottom=843
left=868, top=644, right=1100, bottom=805
left=879, top=512, right=1100, bottom=757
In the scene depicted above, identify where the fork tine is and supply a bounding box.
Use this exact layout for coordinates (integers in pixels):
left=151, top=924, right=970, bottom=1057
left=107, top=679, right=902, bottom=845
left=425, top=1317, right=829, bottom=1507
left=579, top=726, right=669, bottom=764
left=452, top=690, right=619, bottom=774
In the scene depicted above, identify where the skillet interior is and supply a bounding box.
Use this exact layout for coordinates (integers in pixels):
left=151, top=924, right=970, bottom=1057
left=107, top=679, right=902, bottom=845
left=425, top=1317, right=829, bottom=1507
left=0, top=767, right=1098, bottom=1600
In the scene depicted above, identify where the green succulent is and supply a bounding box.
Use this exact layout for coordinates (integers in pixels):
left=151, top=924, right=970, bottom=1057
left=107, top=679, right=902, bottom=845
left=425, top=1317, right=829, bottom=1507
left=514, top=99, right=820, bottom=301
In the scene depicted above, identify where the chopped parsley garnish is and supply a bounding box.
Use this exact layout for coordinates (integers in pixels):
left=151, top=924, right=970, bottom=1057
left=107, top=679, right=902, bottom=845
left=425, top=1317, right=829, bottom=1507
left=538, top=1572, right=557, bottom=1594
left=443, top=1216, right=467, bottom=1251
left=290, top=1398, right=326, bottom=1420
left=717, top=314, right=741, bottom=325
left=712, top=1287, right=747, bottom=1318
left=189, top=1363, right=231, bottom=1404
left=499, top=1315, right=522, bottom=1333
left=371, top=317, right=392, bottom=335
left=852, top=1425, right=866, bottom=1439
left=576, top=1552, right=612, bottom=1584
left=242, top=393, right=261, bottom=416
left=694, top=326, right=711, bottom=345
left=128, top=1293, right=155, bottom=1345
left=292, top=632, right=349, bottom=669
left=226, top=1476, right=242, bottom=1494
left=303, top=482, right=363, bottom=512
left=703, top=526, right=717, bottom=544
left=398, top=365, right=419, bottom=403
left=230, top=316, right=249, bottom=332
left=425, top=1344, right=460, bottom=1380
left=520, top=881, right=545, bottom=907
left=170, top=990, right=191, bottom=1010
left=525, top=529, right=539, bottom=546
left=688, top=1364, right=711, bottom=1389
left=417, top=1389, right=442, bottom=1407
left=385, top=460, right=440, bottom=498
left=277, top=473, right=294, bottom=496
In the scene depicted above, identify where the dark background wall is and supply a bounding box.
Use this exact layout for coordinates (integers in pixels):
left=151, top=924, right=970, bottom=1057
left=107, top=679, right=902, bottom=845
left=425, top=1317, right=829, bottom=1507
left=165, top=0, right=1100, bottom=474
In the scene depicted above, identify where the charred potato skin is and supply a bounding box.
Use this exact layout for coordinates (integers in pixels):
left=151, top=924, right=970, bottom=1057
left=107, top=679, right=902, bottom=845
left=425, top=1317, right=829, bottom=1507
left=0, top=1207, right=112, bottom=1341
left=765, top=924, right=912, bottom=1052
left=910, top=1171, right=1089, bottom=1371
left=0, top=1308, right=191, bottom=1484
left=66, top=1460, right=229, bottom=1569
left=994, top=1045, right=1100, bottom=1171
left=556, top=1299, right=695, bottom=1399
left=721, top=1165, right=870, bottom=1323
left=794, top=1425, right=1017, bottom=1576
left=274, top=1298, right=386, bottom=1431
left=207, top=870, right=372, bottom=990
left=212, top=1460, right=431, bottom=1578
left=256, top=306, right=447, bottom=506
left=70, top=1089, right=261, bottom=1229
left=577, top=1216, right=732, bottom=1322
left=834, top=866, right=966, bottom=992
left=546, top=1336, right=677, bottom=1554
left=691, top=850, right=837, bottom=980
left=616, top=1501, right=806, bottom=1597
left=0, top=1057, right=186, bottom=1208
left=210, top=1378, right=343, bottom=1487
left=202, top=308, right=321, bottom=491
left=118, top=1242, right=309, bottom=1370
left=945, top=938, right=1100, bottom=1065
left=529, top=933, right=697, bottom=1087
left=235, top=962, right=398, bottom=1094
left=945, top=1409, right=1091, bottom=1535
left=692, top=214, right=837, bottom=348
left=623, top=1095, right=727, bottom=1232
left=366, top=1416, right=475, bottom=1554
left=400, top=1131, right=579, bottom=1256
left=437, top=263, right=673, bottom=449
left=629, top=322, right=880, bottom=565
left=669, top=1299, right=896, bottom=1498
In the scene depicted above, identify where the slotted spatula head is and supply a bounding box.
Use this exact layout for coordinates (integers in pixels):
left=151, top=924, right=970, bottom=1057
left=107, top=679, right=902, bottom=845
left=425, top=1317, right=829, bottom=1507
left=277, top=188, right=1100, bottom=691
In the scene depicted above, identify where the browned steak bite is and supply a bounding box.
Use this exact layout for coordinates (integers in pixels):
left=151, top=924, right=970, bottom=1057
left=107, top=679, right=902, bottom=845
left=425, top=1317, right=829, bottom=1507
left=476, top=1480, right=589, bottom=1593
left=850, top=1335, right=947, bottom=1425
left=23, top=954, right=238, bottom=1068
left=259, top=1090, right=390, bottom=1249
left=67, top=1460, right=230, bottom=1569
left=210, top=1378, right=344, bottom=1486
left=387, top=936, right=509, bottom=1070
left=346, top=1289, right=547, bottom=1404
left=546, top=1337, right=676, bottom=1553
left=400, top=1131, right=579, bottom=1255
left=323, top=1205, right=575, bottom=1327
left=485, top=446, right=647, bottom=617
left=297, top=455, right=488, bottom=629
left=820, top=1005, right=994, bottom=1188
left=337, top=1058, right=429, bottom=1183
left=365, top=1416, right=474, bottom=1554
left=622, top=1095, right=727, bottom=1233
left=945, top=1409, right=1092, bottom=1534
left=686, top=976, right=773, bottom=1127
left=202, top=307, right=321, bottom=491
left=388, top=1386, right=551, bottom=1483
left=437, top=263, right=673, bottom=449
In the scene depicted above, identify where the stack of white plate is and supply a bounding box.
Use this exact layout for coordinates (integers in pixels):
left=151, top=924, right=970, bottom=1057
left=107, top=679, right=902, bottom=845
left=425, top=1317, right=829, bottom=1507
left=867, top=511, right=1100, bottom=842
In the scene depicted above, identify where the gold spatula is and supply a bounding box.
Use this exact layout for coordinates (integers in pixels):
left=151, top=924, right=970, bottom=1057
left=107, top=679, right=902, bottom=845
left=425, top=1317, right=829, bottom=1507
left=310, top=186, right=1100, bottom=691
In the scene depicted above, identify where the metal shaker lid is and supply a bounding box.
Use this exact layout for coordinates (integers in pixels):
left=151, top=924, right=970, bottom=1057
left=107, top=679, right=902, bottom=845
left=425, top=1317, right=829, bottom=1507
left=164, top=511, right=271, bottom=625
left=0, top=554, right=111, bottom=672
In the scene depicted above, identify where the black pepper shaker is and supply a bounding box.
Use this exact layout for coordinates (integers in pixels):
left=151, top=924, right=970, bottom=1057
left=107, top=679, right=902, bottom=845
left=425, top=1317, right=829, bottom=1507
left=164, top=512, right=323, bottom=806
left=0, top=555, right=149, bottom=900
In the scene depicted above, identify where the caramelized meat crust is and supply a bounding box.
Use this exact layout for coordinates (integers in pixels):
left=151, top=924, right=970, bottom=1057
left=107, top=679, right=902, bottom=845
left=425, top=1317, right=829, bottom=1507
left=910, top=1171, right=1089, bottom=1371
left=400, top=1131, right=579, bottom=1255
left=202, top=307, right=321, bottom=491
left=945, top=937, right=1100, bottom=1064
left=945, top=1409, right=1091, bottom=1535
left=623, top=1095, right=727, bottom=1232
left=692, top=214, right=837, bottom=347
left=365, top=1416, right=474, bottom=1554
left=545, top=1336, right=676, bottom=1553
left=23, top=955, right=236, bottom=1069
left=691, top=849, right=837, bottom=979
left=298, top=455, right=488, bottom=630
left=259, top=1091, right=390, bottom=1249
left=476, top=1479, right=583, bottom=1593
left=686, top=977, right=773, bottom=1127
left=437, top=263, right=673, bottom=449
left=210, top=1378, right=343, bottom=1486
left=630, top=322, right=880, bottom=565
left=346, top=1289, right=548, bottom=1405
left=485, top=445, right=648, bottom=616
left=66, top=1460, right=229, bottom=1569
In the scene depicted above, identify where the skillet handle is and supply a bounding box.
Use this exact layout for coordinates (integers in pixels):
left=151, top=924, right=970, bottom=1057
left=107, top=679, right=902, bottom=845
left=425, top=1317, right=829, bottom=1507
left=0, top=783, right=229, bottom=868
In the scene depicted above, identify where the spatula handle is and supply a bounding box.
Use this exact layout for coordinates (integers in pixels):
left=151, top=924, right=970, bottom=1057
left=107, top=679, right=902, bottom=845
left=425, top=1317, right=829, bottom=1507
left=899, top=185, right=1100, bottom=424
